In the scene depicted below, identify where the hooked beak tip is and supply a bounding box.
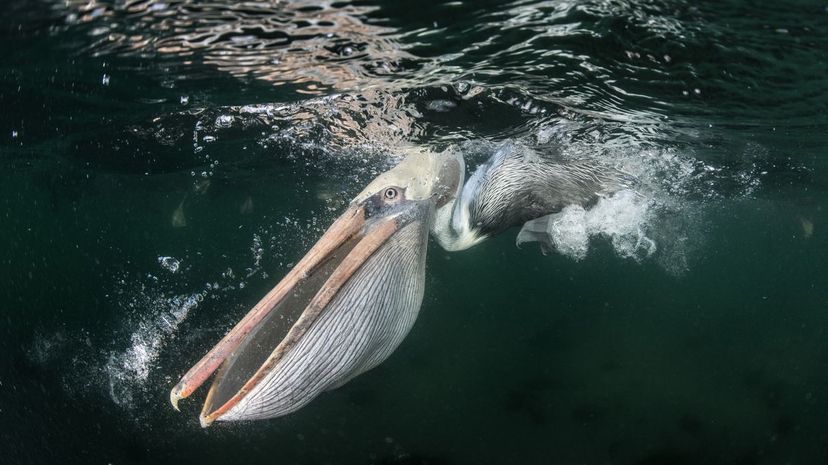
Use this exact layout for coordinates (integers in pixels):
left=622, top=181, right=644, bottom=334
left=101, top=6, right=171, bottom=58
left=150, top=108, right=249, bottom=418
left=199, top=414, right=214, bottom=428
left=170, top=388, right=182, bottom=412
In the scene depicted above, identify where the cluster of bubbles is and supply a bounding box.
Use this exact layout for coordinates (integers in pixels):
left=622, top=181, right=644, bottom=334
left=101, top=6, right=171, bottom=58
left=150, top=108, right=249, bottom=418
left=106, top=289, right=204, bottom=407
left=518, top=189, right=657, bottom=262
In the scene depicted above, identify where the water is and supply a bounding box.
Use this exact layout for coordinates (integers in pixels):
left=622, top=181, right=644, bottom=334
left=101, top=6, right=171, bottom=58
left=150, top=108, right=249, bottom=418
left=1, top=0, right=827, bottom=463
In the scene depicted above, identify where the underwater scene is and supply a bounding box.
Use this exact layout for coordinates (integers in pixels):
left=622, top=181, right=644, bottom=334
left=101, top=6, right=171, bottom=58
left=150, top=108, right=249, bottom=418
left=2, top=0, right=828, bottom=464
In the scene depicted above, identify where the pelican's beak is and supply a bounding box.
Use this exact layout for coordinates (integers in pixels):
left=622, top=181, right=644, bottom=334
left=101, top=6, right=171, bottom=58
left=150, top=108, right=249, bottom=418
left=170, top=194, right=434, bottom=426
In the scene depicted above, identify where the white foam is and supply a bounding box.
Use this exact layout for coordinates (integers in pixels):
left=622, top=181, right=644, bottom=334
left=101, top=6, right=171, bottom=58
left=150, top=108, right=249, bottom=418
left=519, top=190, right=656, bottom=262
left=584, top=190, right=656, bottom=260
left=523, top=120, right=772, bottom=273
left=547, top=205, right=589, bottom=260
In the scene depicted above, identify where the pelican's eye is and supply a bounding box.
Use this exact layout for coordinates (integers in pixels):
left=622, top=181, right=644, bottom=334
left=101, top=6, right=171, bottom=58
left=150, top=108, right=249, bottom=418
left=383, top=187, right=399, bottom=201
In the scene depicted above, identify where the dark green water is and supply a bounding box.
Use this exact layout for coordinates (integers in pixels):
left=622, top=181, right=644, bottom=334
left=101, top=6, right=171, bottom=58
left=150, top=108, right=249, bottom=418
left=2, top=0, right=828, bottom=464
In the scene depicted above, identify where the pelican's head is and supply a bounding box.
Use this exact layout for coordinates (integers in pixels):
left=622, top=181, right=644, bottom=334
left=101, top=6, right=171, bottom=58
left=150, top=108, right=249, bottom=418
left=170, top=149, right=463, bottom=426
left=353, top=148, right=463, bottom=210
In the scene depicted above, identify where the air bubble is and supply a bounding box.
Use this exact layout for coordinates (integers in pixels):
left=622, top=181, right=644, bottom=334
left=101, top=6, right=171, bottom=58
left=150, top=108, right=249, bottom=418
left=157, top=256, right=180, bottom=273
left=215, top=115, right=234, bottom=128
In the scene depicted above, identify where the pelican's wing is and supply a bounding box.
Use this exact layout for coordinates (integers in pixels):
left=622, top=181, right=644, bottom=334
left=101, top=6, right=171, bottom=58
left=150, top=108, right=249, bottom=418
left=460, top=142, right=632, bottom=238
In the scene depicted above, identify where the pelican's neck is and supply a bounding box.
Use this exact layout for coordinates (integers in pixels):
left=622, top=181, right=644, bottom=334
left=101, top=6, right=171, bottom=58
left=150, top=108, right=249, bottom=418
left=430, top=158, right=487, bottom=252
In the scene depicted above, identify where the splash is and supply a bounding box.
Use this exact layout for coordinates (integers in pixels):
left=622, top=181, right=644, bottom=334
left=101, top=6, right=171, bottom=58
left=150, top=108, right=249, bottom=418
left=517, top=190, right=656, bottom=262
left=106, top=291, right=203, bottom=407
left=104, top=232, right=279, bottom=409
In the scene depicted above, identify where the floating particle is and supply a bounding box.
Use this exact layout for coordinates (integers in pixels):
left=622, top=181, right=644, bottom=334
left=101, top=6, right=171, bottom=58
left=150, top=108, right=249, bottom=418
left=799, top=216, right=814, bottom=239
left=194, top=179, right=211, bottom=195
left=171, top=199, right=187, bottom=228
left=240, top=196, right=254, bottom=214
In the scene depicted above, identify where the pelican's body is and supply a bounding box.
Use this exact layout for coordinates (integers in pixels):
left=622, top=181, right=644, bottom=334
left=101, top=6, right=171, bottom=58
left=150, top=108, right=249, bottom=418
left=171, top=143, right=628, bottom=425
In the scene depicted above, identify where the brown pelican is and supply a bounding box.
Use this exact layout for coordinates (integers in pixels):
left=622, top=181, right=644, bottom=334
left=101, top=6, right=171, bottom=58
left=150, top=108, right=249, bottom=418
left=170, top=143, right=628, bottom=426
